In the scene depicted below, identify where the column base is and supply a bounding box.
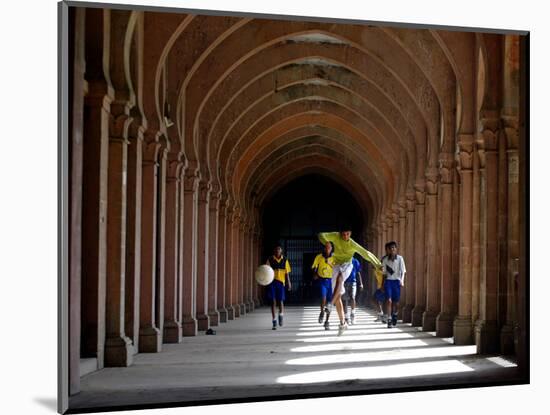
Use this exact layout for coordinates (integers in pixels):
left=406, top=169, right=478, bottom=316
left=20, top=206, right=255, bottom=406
left=218, top=307, right=228, bottom=323
left=422, top=310, right=438, bottom=332
left=254, top=298, right=261, bottom=307
left=475, top=319, right=500, bottom=354
left=402, top=304, right=414, bottom=323
left=197, top=313, right=210, bottom=331
left=411, top=306, right=425, bottom=327
left=208, top=310, right=220, bottom=326
left=227, top=305, right=236, bottom=320
left=436, top=311, right=455, bottom=337
left=234, top=304, right=241, bottom=318
left=500, top=323, right=515, bottom=355
left=182, top=317, right=197, bottom=336
left=104, top=335, right=134, bottom=367
left=247, top=300, right=255, bottom=312
left=239, top=303, right=246, bottom=315
left=163, top=320, right=182, bottom=343
left=138, top=326, right=162, bottom=353
left=453, top=315, right=473, bottom=345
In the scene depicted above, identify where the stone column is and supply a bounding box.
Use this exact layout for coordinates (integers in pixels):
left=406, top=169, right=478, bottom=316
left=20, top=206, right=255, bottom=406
left=80, top=31, right=111, bottom=367
left=208, top=188, right=220, bottom=326
left=242, top=218, right=247, bottom=315
left=69, top=6, right=86, bottom=393
left=246, top=225, right=255, bottom=312
left=176, top=164, right=186, bottom=338
left=422, top=169, right=440, bottom=331
left=217, top=196, right=228, bottom=322
left=104, top=104, right=133, bottom=366
left=402, top=192, right=416, bottom=323
left=181, top=170, right=199, bottom=336
left=196, top=179, right=211, bottom=331
left=397, top=201, right=406, bottom=316
left=155, top=146, right=168, bottom=341
left=436, top=153, right=456, bottom=337
left=163, top=153, right=183, bottom=343
left=411, top=182, right=426, bottom=326
left=232, top=209, right=242, bottom=317
left=472, top=139, right=481, bottom=326
left=254, top=230, right=262, bottom=306
left=501, top=116, right=519, bottom=354
left=454, top=134, right=475, bottom=344
left=393, top=206, right=401, bottom=244
left=125, top=120, right=143, bottom=353
left=138, top=138, right=162, bottom=352
left=475, top=114, right=500, bottom=353
left=229, top=207, right=241, bottom=320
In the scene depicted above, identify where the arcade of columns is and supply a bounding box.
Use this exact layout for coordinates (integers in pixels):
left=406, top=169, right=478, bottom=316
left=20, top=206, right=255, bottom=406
left=67, top=7, right=526, bottom=395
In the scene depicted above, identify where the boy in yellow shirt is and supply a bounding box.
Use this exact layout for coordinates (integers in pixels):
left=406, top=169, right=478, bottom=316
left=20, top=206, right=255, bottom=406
left=319, top=228, right=382, bottom=336
left=265, top=246, right=292, bottom=330
left=311, top=242, right=335, bottom=330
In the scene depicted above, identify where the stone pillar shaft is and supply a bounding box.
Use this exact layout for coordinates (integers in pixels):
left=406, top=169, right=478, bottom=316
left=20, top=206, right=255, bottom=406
left=436, top=154, right=456, bottom=337
left=217, top=200, right=228, bottom=322
left=138, top=141, right=162, bottom=352
left=196, top=180, right=211, bottom=331
left=181, top=171, right=199, bottom=336
left=411, top=184, right=426, bottom=327
left=454, top=135, right=475, bottom=344
left=423, top=169, right=440, bottom=331
left=208, top=192, right=220, bottom=326
left=402, top=195, right=416, bottom=323
left=163, top=157, right=182, bottom=343
left=104, top=133, right=133, bottom=366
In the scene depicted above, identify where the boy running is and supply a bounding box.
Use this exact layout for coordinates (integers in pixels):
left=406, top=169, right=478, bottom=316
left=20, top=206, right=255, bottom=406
left=382, top=241, right=406, bottom=328
left=311, top=242, right=335, bottom=330
left=265, top=246, right=292, bottom=330
left=319, top=228, right=382, bottom=336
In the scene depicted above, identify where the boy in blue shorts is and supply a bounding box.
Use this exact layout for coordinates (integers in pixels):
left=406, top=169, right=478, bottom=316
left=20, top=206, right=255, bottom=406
left=266, top=246, right=292, bottom=330
left=382, top=241, right=406, bottom=328
left=312, top=242, right=334, bottom=330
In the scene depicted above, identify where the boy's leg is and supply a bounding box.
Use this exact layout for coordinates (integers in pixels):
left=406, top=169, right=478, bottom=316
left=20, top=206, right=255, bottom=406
left=278, top=300, right=284, bottom=326
left=271, top=301, right=277, bottom=330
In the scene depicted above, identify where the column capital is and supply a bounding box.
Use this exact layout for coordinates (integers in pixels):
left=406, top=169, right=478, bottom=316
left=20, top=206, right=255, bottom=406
left=502, top=115, right=519, bottom=150
left=167, top=152, right=184, bottom=181
left=109, top=111, right=133, bottom=141
left=406, top=191, right=416, bottom=212
left=183, top=170, right=200, bottom=193
left=438, top=152, right=454, bottom=184
left=476, top=137, right=486, bottom=169
left=414, top=180, right=425, bottom=205
left=425, top=167, right=439, bottom=195
left=480, top=113, right=500, bottom=151
left=198, top=180, right=212, bottom=203
left=457, top=134, right=475, bottom=171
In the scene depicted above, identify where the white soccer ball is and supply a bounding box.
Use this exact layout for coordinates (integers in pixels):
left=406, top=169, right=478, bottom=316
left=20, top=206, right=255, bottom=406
left=255, top=264, right=275, bottom=286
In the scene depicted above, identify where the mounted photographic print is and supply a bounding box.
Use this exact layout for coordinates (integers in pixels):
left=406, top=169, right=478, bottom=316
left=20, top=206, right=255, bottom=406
left=58, top=1, right=529, bottom=413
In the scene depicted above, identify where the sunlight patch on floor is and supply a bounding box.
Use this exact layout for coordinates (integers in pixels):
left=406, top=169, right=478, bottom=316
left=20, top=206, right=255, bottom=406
left=277, top=359, right=475, bottom=384
left=290, top=338, right=429, bottom=353
left=284, top=345, right=477, bottom=365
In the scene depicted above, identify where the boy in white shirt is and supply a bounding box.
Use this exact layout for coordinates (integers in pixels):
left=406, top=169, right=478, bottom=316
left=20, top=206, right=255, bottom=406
left=382, top=241, right=406, bottom=328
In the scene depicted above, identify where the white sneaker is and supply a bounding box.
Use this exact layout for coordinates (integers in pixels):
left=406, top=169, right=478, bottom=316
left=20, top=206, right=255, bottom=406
left=338, top=323, right=346, bottom=336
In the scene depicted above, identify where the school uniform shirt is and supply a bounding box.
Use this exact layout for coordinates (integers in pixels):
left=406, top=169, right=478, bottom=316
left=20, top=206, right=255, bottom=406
left=346, top=257, right=362, bottom=284
left=382, top=254, right=406, bottom=284
left=268, top=255, right=291, bottom=283
left=311, top=253, right=335, bottom=279
left=318, top=232, right=381, bottom=268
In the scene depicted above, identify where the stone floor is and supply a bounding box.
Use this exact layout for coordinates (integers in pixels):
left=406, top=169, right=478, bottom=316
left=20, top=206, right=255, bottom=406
left=70, top=306, right=522, bottom=412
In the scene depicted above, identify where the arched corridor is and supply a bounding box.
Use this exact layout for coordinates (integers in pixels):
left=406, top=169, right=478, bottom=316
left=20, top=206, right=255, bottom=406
left=64, top=4, right=528, bottom=410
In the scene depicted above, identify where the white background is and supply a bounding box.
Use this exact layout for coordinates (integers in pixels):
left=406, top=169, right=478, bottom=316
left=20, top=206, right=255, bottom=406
left=0, top=0, right=546, bottom=414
